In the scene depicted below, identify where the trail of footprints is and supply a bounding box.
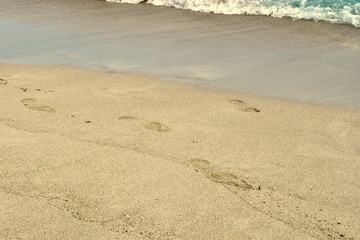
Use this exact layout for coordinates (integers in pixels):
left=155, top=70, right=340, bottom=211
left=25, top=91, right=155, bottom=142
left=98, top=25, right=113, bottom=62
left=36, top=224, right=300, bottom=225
left=116, top=98, right=260, bottom=133
left=0, top=76, right=170, bottom=129
left=2, top=77, right=260, bottom=127
left=2, top=77, right=352, bottom=239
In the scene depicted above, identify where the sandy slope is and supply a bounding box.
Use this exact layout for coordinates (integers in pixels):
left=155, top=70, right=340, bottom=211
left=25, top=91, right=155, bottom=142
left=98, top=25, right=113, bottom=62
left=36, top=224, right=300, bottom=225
left=0, top=64, right=359, bottom=240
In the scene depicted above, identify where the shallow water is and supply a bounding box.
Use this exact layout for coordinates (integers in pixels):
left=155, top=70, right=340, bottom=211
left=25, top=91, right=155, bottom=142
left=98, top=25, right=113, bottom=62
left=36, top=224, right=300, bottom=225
left=108, top=0, right=360, bottom=27
left=1, top=0, right=360, bottom=108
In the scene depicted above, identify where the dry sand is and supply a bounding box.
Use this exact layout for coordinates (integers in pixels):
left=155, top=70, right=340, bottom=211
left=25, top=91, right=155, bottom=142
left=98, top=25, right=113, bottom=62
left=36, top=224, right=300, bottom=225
left=0, top=63, right=360, bottom=240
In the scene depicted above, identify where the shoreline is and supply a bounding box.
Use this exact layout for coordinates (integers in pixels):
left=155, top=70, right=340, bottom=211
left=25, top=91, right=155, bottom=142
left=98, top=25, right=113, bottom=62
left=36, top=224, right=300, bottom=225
left=104, top=0, right=360, bottom=28
left=1, top=63, right=360, bottom=239
left=1, top=0, right=360, bottom=109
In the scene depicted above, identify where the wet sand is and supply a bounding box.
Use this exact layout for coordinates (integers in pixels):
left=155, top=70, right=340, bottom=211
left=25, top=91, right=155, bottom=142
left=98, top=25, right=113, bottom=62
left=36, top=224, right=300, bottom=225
left=1, top=0, right=360, bottom=108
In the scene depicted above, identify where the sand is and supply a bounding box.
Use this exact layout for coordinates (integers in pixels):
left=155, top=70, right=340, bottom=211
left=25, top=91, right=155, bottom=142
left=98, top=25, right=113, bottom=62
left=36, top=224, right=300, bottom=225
left=0, top=63, right=359, bottom=239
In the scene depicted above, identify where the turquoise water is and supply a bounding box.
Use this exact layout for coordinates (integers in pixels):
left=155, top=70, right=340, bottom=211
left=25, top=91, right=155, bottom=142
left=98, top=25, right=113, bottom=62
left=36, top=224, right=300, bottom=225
left=107, top=0, right=360, bottom=27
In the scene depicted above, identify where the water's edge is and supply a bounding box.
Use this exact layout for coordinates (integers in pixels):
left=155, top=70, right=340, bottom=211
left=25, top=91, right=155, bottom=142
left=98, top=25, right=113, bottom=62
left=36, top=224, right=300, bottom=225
left=106, top=0, right=360, bottom=28
left=1, top=0, right=360, bottom=109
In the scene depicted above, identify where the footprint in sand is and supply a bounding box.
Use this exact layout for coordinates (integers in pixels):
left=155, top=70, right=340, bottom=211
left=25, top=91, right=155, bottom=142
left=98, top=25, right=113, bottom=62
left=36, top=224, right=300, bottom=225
left=189, top=158, right=254, bottom=190
left=229, top=99, right=260, bottom=113
left=118, top=116, right=171, bottom=132
left=21, top=98, right=55, bottom=113
left=0, top=78, right=7, bottom=85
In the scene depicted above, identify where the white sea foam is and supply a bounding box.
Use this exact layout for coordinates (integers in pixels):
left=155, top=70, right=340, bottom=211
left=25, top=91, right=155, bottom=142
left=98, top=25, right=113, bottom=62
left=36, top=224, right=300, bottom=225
left=106, top=0, right=360, bottom=27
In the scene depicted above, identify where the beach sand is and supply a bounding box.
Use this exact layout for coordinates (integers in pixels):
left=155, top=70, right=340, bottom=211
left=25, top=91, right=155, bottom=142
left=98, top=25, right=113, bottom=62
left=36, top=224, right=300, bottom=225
left=1, top=63, right=359, bottom=239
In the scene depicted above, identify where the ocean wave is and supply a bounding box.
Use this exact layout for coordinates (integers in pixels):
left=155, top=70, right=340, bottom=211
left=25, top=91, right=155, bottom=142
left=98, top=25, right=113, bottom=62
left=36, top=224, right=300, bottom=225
left=106, top=0, right=360, bottom=27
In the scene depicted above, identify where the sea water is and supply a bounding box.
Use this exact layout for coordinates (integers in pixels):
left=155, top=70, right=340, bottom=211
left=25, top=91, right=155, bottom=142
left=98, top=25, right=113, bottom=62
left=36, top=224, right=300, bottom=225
left=107, top=0, right=360, bottom=27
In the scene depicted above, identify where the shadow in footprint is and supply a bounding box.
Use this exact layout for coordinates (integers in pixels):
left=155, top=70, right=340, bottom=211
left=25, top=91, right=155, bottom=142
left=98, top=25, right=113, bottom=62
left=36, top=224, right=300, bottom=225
left=16, top=87, right=28, bottom=92
left=229, top=99, right=260, bottom=113
left=118, top=116, right=171, bottom=132
left=21, top=98, right=55, bottom=113
left=16, top=87, right=53, bottom=93
left=189, top=158, right=254, bottom=190
left=0, top=78, right=7, bottom=85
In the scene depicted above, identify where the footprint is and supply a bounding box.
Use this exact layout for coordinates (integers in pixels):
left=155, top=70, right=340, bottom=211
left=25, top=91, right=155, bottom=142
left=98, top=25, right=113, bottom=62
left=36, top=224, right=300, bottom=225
left=21, top=98, right=55, bottom=113
left=189, top=158, right=254, bottom=190
left=118, top=116, right=171, bottom=132
left=0, top=78, right=7, bottom=85
left=229, top=99, right=260, bottom=113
